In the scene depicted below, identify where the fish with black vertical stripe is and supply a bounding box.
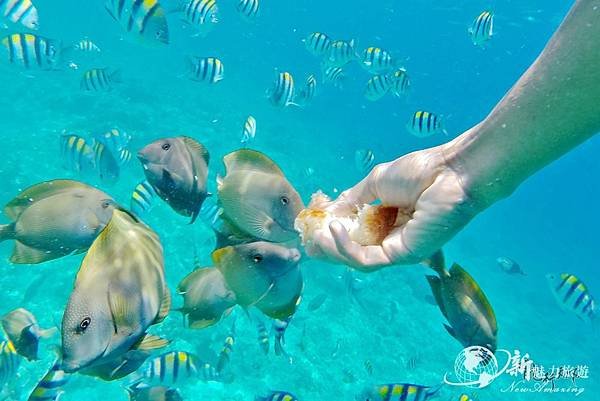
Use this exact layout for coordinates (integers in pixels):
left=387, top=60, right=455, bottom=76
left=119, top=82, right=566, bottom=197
left=80, top=68, right=122, bottom=92
left=0, top=0, right=38, bottom=29
left=105, top=0, right=169, bottom=45
left=469, top=11, right=494, bottom=46
left=27, top=360, right=70, bottom=401
left=546, top=273, right=596, bottom=323
left=406, top=111, right=446, bottom=138
left=187, top=56, right=224, bottom=83
left=0, top=33, right=60, bottom=70
left=237, top=0, right=259, bottom=20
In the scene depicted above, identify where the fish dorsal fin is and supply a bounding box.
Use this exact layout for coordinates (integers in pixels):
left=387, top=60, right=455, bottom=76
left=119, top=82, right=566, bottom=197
left=449, top=263, right=497, bottom=330
left=223, top=149, right=283, bottom=176
left=132, top=334, right=170, bottom=351
left=182, top=136, right=209, bottom=165
left=177, top=268, right=213, bottom=294
left=4, top=180, right=91, bottom=220
left=154, top=284, right=171, bottom=324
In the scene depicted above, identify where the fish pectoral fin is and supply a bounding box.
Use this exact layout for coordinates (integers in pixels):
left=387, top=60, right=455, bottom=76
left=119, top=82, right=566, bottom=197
left=132, top=334, right=170, bottom=351
left=443, top=323, right=458, bottom=340
left=107, top=286, right=140, bottom=336
left=240, top=206, right=273, bottom=239
left=11, top=241, right=67, bottom=264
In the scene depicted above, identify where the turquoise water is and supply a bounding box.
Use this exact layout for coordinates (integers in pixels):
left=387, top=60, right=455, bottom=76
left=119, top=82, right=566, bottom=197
left=0, top=0, right=598, bottom=400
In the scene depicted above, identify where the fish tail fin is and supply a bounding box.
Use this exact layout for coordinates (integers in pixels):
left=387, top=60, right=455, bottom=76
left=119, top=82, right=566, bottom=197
left=110, top=69, right=122, bottom=84
left=0, top=223, right=15, bottom=241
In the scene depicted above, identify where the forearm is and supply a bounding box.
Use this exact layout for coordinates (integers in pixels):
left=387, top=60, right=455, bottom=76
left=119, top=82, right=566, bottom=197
left=445, top=0, right=600, bottom=209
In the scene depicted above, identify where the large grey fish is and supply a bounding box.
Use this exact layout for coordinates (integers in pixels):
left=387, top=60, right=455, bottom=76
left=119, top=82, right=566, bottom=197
left=426, top=256, right=498, bottom=352
left=0, top=180, right=116, bottom=264
left=213, top=241, right=302, bottom=319
left=61, top=209, right=170, bottom=373
left=176, top=267, right=237, bottom=329
left=138, top=136, right=210, bottom=223
left=217, top=149, right=304, bottom=243
left=1, top=308, right=56, bottom=361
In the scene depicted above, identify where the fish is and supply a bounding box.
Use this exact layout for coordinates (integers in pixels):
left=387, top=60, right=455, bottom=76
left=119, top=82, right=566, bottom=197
left=361, top=47, right=394, bottom=74
left=118, top=148, right=133, bottom=165
left=304, top=32, right=332, bottom=57
left=496, top=256, right=526, bottom=275
left=105, top=0, right=169, bottom=45
left=80, top=68, right=121, bottom=92
left=297, top=74, right=317, bottom=105
left=178, top=0, right=218, bottom=34
left=139, top=351, right=199, bottom=385
left=426, top=262, right=498, bottom=352
left=127, top=384, right=183, bottom=401
left=0, top=340, right=20, bottom=388
left=546, top=273, right=596, bottom=323
left=268, top=71, right=298, bottom=107
left=323, top=66, right=344, bottom=88
left=212, top=241, right=303, bottom=319
left=187, top=56, right=224, bottom=83
left=61, top=209, right=170, bottom=373
left=237, top=0, right=259, bottom=19
left=406, top=111, right=446, bottom=138
left=95, top=128, right=131, bottom=155
left=27, top=360, right=70, bottom=401
left=0, top=33, right=60, bottom=70
left=1, top=308, right=57, bottom=361
left=357, top=383, right=441, bottom=401
left=459, top=394, right=475, bottom=401
left=307, top=292, right=328, bottom=312
left=74, top=38, right=101, bottom=52
left=256, top=391, right=299, bottom=401
left=390, top=68, right=410, bottom=97
left=216, top=323, right=235, bottom=373
left=79, top=345, right=157, bottom=381
left=216, top=149, right=304, bottom=242
left=93, top=141, right=121, bottom=184
left=60, top=134, right=97, bottom=176
left=354, top=149, right=375, bottom=175
left=365, top=74, right=392, bottom=101
left=469, top=11, right=494, bottom=46
left=272, top=317, right=290, bottom=356
left=138, top=136, right=210, bottom=223
left=0, top=0, right=38, bottom=29
left=131, top=180, right=157, bottom=217
left=176, top=267, right=237, bottom=329
left=0, top=180, right=116, bottom=264
left=241, top=115, right=257, bottom=146
left=255, top=318, right=270, bottom=354
left=325, top=39, right=357, bottom=67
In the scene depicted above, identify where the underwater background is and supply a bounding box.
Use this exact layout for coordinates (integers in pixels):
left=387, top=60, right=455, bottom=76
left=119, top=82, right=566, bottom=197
left=0, top=0, right=598, bottom=400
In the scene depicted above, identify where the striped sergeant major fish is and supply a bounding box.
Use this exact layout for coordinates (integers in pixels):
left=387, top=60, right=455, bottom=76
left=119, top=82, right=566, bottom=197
left=390, top=68, right=410, bottom=97
left=93, top=141, right=121, bottom=184
left=105, top=0, right=169, bottom=45
left=469, top=11, right=494, bottom=46
left=74, top=38, right=101, bottom=53
left=241, top=115, right=256, bottom=146
left=255, top=391, right=299, bottom=401
left=187, top=56, right=224, bottom=83
left=406, top=111, right=446, bottom=138
left=131, top=180, right=156, bottom=217
left=256, top=318, right=269, bottom=355
left=60, top=134, right=96, bottom=175
left=0, top=0, right=38, bottom=29
left=0, top=33, right=60, bottom=70
left=268, top=71, right=298, bottom=108
left=216, top=322, right=236, bottom=373
left=361, top=47, right=394, bottom=74
left=96, top=128, right=131, bottom=153
left=354, top=149, right=375, bottom=175
left=324, top=39, right=356, bottom=67
left=0, top=340, right=20, bottom=388
left=357, top=383, right=442, bottom=401
left=141, top=351, right=199, bottom=386
left=237, top=0, right=259, bottom=19
left=364, top=74, right=392, bottom=102
left=27, top=360, right=70, bottom=401
left=179, top=0, right=218, bottom=32
left=323, top=66, right=344, bottom=89
left=304, top=32, right=331, bottom=57
left=272, top=317, right=290, bottom=356
left=297, top=74, right=317, bottom=105
left=546, top=273, right=596, bottom=323
left=80, top=68, right=121, bottom=92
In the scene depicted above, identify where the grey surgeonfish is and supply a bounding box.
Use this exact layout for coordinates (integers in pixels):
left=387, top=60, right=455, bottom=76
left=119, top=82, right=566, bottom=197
left=213, top=242, right=302, bottom=319
left=0, top=180, right=116, bottom=264
left=138, top=136, right=210, bottom=223
left=176, top=267, right=237, bottom=329
left=217, top=149, right=303, bottom=243
left=1, top=308, right=57, bottom=361
left=60, top=209, right=170, bottom=373
left=426, top=253, right=498, bottom=352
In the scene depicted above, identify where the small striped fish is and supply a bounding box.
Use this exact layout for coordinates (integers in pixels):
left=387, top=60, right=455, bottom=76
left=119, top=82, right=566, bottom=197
left=365, top=74, right=392, bottom=101
left=0, top=0, right=38, bottom=29
left=216, top=326, right=235, bottom=373
left=390, top=68, right=410, bottom=97
left=60, top=134, right=96, bottom=175
left=256, top=319, right=269, bottom=355
left=198, top=362, right=222, bottom=382
left=256, top=391, right=299, bottom=401
left=127, top=385, right=182, bottom=401
left=142, top=351, right=199, bottom=385
left=360, top=383, right=441, bottom=401
left=361, top=47, right=394, bottom=74
left=74, top=38, right=101, bottom=53
left=237, top=0, right=259, bottom=19
left=268, top=71, right=297, bottom=108
left=27, top=360, right=70, bottom=401
left=131, top=180, right=156, bottom=217
left=187, top=56, right=224, bottom=83
left=105, top=0, right=169, bottom=45
left=546, top=273, right=596, bottom=322
left=325, top=39, right=356, bottom=67
left=469, top=11, right=494, bottom=46
left=181, top=0, right=218, bottom=31
left=297, top=74, right=317, bottom=105
left=406, top=111, right=445, bottom=138
left=273, top=318, right=290, bottom=356
left=459, top=394, right=475, bottom=401
left=80, top=68, right=121, bottom=92
left=304, top=32, right=331, bottom=57
left=0, top=340, right=20, bottom=388
left=0, top=33, right=60, bottom=70
left=93, top=141, right=120, bottom=183
left=96, top=128, right=131, bottom=154
left=241, top=115, right=256, bottom=146
left=354, top=149, right=375, bottom=175
left=323, top=66, right=344, bottom=88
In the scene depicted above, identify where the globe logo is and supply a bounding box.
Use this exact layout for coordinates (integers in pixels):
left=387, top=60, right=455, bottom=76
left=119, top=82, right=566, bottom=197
left=444, top=346, right=511, bottom=388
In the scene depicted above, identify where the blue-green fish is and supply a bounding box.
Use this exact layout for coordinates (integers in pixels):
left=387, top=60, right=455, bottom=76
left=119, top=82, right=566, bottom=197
left=27, top=360, right=70, bottom=401
left=187, top=56, right=224, bottom=83
left=0, top=33, right=60, bottom=70
left=546, top=273, right=595, bottom=322
left=0, top=0, right=38, bottom=29
left=0, top=340, right=20, bottom=388
left=304, top=32, right=331, bottom=56
left=469, top=11, right=494, bottom=46
left=93, top=141, right=121, bottom=184
left=390, top=68, right=410, bottom=97
left=131, top=180, right=156, bottom=217
left=74, top=38, right=101, bottom=53
left=365, top=74, right=392, bottom=101
left=179, top=0, right=218, bottom=35
left=268, top=71, right=297, bottom=107
left=237, top=0, right=259, bottom=19
left=297, top=74, right=317, bottom=105
left=354, top=149, right=375, bottom=175
left=81, top=68, right=121, bottom=92
left=361, top=46, right=394, bottom=74
left=325, top=39, right=356, bottom=67
left=406, top=111, right=446, bottom=138
left=357, top=383, right=441, bottom=401
left=105, top=0, right=169, bottom=45
left=60, top=134, right=96, bottom=176
left=241, top=115, right=256, bottom=146
left=323, top=66, right=344, bottom=88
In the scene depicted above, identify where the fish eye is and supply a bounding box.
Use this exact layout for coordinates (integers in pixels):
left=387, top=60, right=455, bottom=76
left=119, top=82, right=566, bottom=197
left=280, top=196, right=289, bottom=205
left=252, top=254, right=263, bottom=263
left=78, top=317, right=91, bottom=333
left=101, top=200, right=111, bottom=209
left=162, top=143, right=171, bottom=151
